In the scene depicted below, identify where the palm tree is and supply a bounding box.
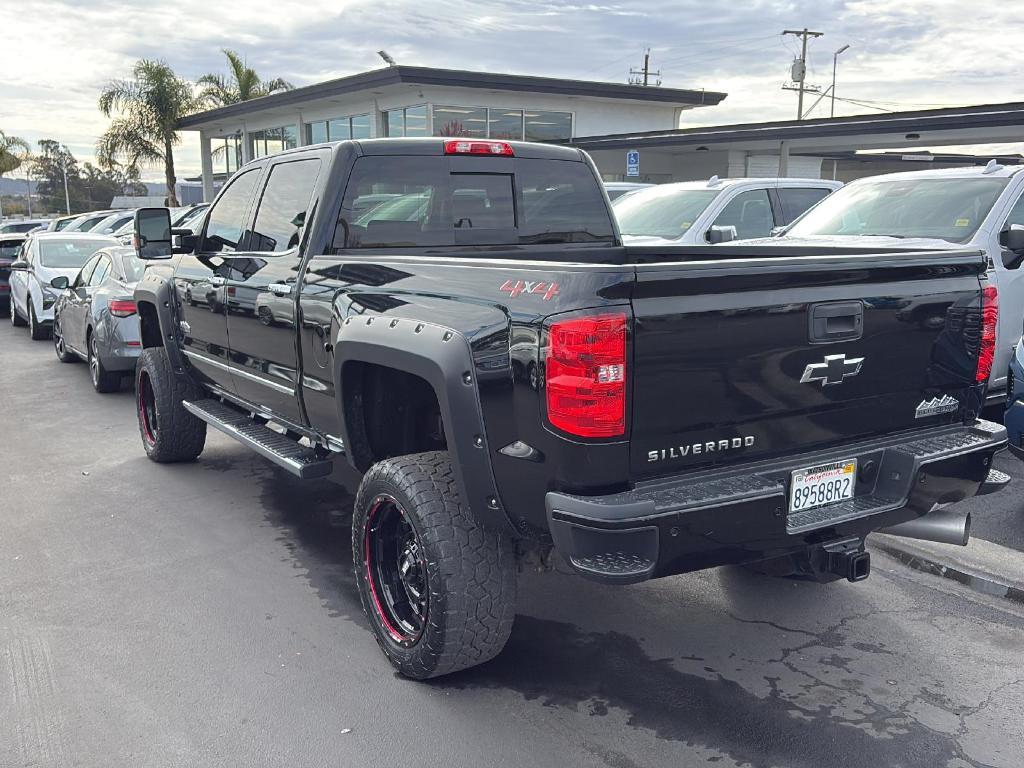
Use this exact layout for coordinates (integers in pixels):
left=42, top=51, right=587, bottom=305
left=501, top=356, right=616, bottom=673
left=198, top=50, right=294, bottom=108
left=0, top=130, right=31, bottom=220
left=96, top=59, right=197, bottom=207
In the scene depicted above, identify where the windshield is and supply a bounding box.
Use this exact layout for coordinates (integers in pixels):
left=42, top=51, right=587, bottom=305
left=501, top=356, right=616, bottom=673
left=38, top=239, right=110, bottom=268
left=612, top=187, right=720, bottom=239
left=118, top=252, right=146, bottom=282
left=1, top=240, right=23, bottom=258
left=786, top=177, right=1009, bottom=242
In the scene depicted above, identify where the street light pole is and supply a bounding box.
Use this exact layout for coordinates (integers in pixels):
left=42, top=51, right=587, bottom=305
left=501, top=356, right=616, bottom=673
left=831, top=44, right=851, bottom=118
left=61, top=159, right=71, bottom=215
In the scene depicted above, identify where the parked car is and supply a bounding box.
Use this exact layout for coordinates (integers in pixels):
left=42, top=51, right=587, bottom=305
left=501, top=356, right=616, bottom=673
left=603, top=181, right=653, bottom=200
left=51, top=247, right=143, bottom=392
left=90, top=210, right=137, bottom=236
left=612, top=177, right=842, bottom=245
left=46, top=214, right=80, bottom=232
left=173, top=203, right=210, bottom=232
left=62, top=210, right=116, bottom=233
left=760, top=161, right=1024, bottom=400
left=128, top=137, right=1005, bottom=680
left=0, top=218, right=49, bottom=234
left=1, top=233, right=27, bottom=304
left=8, top=232, right=117, bottom=339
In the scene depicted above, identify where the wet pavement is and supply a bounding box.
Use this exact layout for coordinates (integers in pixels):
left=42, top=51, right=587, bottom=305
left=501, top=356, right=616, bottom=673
left=2, top=320, right=1024, bottom=768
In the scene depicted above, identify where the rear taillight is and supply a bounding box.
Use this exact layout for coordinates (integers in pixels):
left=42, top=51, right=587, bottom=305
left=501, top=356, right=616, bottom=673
left=545, top=313, right=627, bottom=438
left=977, top=285, right=998, bottom=383
left=443, top=140, right=514, bottom=156
left=108, top=299, right=137, bottom=318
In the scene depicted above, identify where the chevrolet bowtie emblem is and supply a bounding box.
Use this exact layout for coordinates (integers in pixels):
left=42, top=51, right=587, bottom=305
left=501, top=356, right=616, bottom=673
left=800, top=353, right=864, bottom=386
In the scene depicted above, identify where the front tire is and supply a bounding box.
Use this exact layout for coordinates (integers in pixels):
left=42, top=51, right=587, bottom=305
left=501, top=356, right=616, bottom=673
left=53, top=316, right=77, bottom=362
left=135, top=347, right=207, bottom=462
left=88, top=331, right=121, bottom=393
left=28, top=299, right=48, bottom=340
left=353, top=451, right=517, bottom=679
left=10, top=297, right=26, bottom=327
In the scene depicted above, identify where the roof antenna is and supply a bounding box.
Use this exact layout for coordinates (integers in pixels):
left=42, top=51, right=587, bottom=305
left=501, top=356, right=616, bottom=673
left=377, top=50, right=397, bottom=67
left=707, top=175, right=722, bottom=186
left=983, top=159, right=1003, bottom=174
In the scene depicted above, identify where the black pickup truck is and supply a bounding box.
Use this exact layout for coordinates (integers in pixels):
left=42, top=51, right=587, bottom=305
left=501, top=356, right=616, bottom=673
left=130, top=137, right=1008, bottom=679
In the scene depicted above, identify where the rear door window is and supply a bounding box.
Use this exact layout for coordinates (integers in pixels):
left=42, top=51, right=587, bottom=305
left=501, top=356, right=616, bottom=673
left=249, top=158, right=322, bottom=252
left=778, top=187, right=833, bottom=223
left=89, top=256, right=111, bottom=286
left=335, top=156, right=614, bottom=249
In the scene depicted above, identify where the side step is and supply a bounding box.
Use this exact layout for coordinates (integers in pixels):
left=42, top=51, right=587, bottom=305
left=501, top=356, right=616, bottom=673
left=977, top=468, right=1011, bottom=496
left=182, top=399, right=334, bottom=479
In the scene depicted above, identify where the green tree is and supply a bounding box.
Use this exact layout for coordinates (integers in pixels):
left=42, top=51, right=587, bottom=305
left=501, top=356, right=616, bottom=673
left=197, top=49, right=294, bottom=108
left=0, top=130, right=31, bottom=220
left=97, top=59, right=196, bottom=207
left=32, top=139, right=77, bottom=214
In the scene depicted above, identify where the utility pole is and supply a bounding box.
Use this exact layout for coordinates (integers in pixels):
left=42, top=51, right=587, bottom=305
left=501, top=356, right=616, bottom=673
left=782, top=28, right=824, bottom=119
left=60, top=157, right=71, bottom=215
left=629, top=49, right=661, bottom=86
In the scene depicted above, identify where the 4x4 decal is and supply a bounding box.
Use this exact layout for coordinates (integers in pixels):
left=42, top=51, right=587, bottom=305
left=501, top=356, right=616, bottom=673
left=499, top=279, right=560, bottom=301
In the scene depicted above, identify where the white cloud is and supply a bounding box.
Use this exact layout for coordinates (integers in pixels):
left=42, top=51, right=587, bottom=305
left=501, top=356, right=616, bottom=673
left=1, top=0, right=1022, bottom=183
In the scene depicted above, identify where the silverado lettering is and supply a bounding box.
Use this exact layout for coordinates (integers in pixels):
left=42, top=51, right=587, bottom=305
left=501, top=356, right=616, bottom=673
left=648, top=436, right=756, bottom=462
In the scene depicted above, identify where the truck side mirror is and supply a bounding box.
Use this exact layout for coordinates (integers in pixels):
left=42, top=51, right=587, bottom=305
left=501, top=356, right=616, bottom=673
left=134, top=208, right=173, bottom=260
left=171, top=227, right=198, bottom=254
left=999, top=224, right=1024, bottom=269
left=707, top=225, right=738, bottom=244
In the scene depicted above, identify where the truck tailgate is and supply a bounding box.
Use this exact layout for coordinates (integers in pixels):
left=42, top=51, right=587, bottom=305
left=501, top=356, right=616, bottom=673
left=627, top=248, right=988, bottom=479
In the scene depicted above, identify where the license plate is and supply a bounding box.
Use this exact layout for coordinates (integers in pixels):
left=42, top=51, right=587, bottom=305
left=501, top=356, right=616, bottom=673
left=789, top=459, right=857, bottom=513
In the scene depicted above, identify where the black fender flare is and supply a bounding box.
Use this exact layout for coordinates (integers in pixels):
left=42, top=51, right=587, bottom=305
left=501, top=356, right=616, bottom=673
left=134, top=270, right=185, bottom=371
left=333, top=316, right=515, bottom=534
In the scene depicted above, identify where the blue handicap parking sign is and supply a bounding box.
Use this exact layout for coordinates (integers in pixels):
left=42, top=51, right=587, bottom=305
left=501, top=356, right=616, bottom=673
left=626, top=149, right=640, bottom=177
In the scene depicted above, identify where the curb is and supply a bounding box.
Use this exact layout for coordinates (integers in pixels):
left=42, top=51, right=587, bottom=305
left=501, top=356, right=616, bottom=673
left=870, top=533, right=1024, bottom=606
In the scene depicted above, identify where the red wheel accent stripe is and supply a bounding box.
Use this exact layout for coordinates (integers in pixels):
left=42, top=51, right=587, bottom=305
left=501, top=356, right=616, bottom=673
left=364, top=499, right=408, bottom=643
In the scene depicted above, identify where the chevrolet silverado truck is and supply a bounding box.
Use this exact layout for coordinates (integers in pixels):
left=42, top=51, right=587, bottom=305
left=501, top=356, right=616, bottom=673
left=130, top=137, right=1009, bottom=679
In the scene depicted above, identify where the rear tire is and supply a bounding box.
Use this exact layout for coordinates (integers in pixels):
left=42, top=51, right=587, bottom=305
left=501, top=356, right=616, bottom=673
left=353, top=451, right=517, bottom=679
left=28, top=299, right=48, bottom=340
left=88, top=331, right=121, bottom=393
left=135, top=347, right=207, bottom=462
left=53, top=315, right=77, bottom=362
left=10, top=297, right=26, bottom=327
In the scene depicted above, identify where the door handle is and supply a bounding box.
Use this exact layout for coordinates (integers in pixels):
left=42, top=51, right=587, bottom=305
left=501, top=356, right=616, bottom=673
left=209, top=276, right=225, bottom=287
left=808, top=301, right=864, bottom=343
left=266, top=283, right=292, bottom=296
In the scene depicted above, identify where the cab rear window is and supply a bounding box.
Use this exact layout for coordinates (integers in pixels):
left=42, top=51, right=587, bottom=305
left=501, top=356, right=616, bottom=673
left=335, top=156, right=614, bottom=249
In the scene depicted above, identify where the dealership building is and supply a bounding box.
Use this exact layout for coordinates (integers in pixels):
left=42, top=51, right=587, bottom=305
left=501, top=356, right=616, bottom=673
left=179, top=64, right=1024, bottom=200
left=179, top=65, right=726, bottom=200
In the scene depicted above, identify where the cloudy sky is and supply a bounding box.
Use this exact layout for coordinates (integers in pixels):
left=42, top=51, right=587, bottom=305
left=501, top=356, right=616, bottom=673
left=2, top=0, right=1023, bottom=181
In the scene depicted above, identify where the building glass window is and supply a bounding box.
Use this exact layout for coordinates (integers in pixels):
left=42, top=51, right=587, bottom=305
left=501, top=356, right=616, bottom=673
left=489, top=109, right=524, bottom=140
left=524, top=111, right=573, bottom=142
left=213, top=135, right=243, bottom=175
left=250, top=125, right=298, bottom=158
left=433, top=106, right=488, bottom=138
left=384, top=105, right=428, bottom=137
left=327, top=118, right=350, bottom=141
left=307, top=121, right=328, bottom=144
left=351, top=113, right=371, bottom=138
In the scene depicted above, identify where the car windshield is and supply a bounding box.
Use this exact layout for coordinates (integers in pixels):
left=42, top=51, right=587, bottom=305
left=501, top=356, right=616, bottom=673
left=38, top=239, right=110, bottom=268
left=786, top=177, right=1009, bottom=242
left=118, top=252, right=146, bottom=282
left=612, top=187, right=720, bottom=239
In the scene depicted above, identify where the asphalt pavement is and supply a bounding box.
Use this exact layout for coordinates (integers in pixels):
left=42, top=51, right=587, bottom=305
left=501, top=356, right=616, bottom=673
left=2, top=319, right=1024, bottom=768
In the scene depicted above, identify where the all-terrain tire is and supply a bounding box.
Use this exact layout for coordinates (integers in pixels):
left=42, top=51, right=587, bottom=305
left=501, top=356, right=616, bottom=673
left=353, top=451, right=517, bottom=679
left=135, top=347, right=207, bottom=462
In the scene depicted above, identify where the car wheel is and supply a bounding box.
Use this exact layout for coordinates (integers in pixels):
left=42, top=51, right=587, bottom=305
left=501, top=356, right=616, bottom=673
left=53, top=316, right=77, bottom=362
left=135, top=347, right=207, bottom=462
left=258, top=306, right=274, bottom=326
left=10, top=296, right=26, bottom=327
left=28, top=299, right=49, bottom=340
left=88, top=331, right=122, bottom=393
left=353, top=451, right=517, bottom=679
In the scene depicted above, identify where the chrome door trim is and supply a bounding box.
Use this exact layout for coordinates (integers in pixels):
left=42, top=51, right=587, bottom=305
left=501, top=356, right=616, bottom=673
left=182, top=348, right=295, bottom=396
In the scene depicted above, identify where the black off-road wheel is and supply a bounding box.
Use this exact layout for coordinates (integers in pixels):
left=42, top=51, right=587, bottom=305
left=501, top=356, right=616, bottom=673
left=135, top=347, right=207, bottom=462
left=10, top=297, right=26, bottom=327
left=88, top=332, right=121, bottom=393
left=353, top=451, right=517, bottom=679
left=52, top=315, right=77, bottom=362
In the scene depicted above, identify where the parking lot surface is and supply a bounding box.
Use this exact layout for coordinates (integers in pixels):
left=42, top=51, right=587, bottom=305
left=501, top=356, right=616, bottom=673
left=3, top=320, right=1024, bottom=768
